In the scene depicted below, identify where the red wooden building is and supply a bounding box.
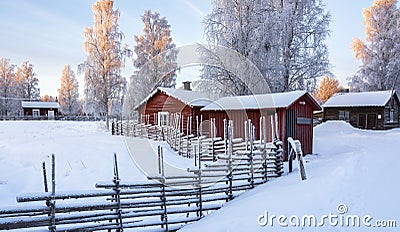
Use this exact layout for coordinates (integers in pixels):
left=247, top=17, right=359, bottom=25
left=135, top=86, right=212, bottom=134
left=201, top=91, right=322, bottom=158
left=22, top=101, right=60, bottom=119
left=136, top=88, right=321, bottom=160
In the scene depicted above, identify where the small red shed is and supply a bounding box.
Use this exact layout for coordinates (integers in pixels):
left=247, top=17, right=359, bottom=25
left=201, top=91, right=321, bottom=159
left=135, top=87, right=212, bottom=134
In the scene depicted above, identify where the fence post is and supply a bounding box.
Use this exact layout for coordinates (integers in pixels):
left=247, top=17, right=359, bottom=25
left=113, top=153, right=124, bottom=231
left=42, top=161, right=49, bottom=206
left=211, top=118, right=216, bottom=161
left=158, top=146, right=168, bottom=231
left=227, top=120, right=233, bottom=201
left=197, top=140, right=203, bottom=218
left=49, top=154, right=56, bottom=232
left=249, top=124, right=255, bottom=189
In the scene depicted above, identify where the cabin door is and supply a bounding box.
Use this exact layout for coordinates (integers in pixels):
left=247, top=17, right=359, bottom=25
left=286, top=109, right=296, bottom=151
left=358, top=113, right=377, bottom=129
left=48, top=110, right=55, bottom=120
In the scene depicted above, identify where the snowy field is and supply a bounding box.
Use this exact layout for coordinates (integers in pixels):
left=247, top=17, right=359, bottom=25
left=0, top=121, right=147, bottom=206
left=181, top=121, right=400, bottom=231
left=0, top=120, right=399, bottom=231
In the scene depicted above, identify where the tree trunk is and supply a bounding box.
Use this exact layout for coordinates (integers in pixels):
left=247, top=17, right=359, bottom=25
left=106, top=112, right=109, bottom=131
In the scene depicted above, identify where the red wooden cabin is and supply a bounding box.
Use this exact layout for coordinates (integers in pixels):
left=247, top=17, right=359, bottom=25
left=201, top=91, right=321, bottom=159
left=135, top=87, right=212, bottom=135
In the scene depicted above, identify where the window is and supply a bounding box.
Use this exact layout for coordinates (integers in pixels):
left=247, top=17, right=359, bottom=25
left=390, top=109, right=395, bottom=123
left=32, top=109, right=40, bottom=117
left=157, top=112, right=169, bottom=126
left=339, top=111, right=349, bottom=122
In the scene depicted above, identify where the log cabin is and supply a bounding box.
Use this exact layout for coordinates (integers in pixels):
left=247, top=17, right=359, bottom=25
left=323, top=90, right=400, bottom=130
left=135, top=85, right=212, bottom=135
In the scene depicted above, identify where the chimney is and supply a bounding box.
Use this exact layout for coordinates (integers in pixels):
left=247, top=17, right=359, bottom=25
left=183, top=81, right=192, bottom=91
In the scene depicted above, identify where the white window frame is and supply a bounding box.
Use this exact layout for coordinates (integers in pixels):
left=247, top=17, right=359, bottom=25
left=32, top=109, right=40, bottom=117
left=339, top=110, right=349, bottom=122
left=157, top=112, right=169, bottom=126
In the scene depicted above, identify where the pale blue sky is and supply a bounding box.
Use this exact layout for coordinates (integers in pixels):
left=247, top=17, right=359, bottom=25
left=0, top=0, right=374, bottom=96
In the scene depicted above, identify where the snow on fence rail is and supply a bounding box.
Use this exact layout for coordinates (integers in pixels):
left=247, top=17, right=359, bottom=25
left=0, top=119, right=284, bottom=231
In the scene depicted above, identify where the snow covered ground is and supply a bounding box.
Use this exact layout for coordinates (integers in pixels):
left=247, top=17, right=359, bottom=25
left=181, top=121, right=400, bottom=231
left=0, top=121, right=200, bottom=208
left=0, top=121, right=147, bottom=206
left=1, top=120, right=399, bottom=231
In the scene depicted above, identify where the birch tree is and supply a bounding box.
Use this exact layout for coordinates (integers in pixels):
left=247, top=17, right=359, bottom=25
left=80, top=0, right=129, bottom=128
left=313, top=76, right=342, bottom=103
left=0, top=58, right=16, bottom=115
left=58, top=65, right=79, bottom=115
left=349, top=0, right=400, bottom=92
left=131, top=10, right=177, bottom=102
left=203, top=0, right=330, bottom=93
left=15, top=61, right=40, bottom=101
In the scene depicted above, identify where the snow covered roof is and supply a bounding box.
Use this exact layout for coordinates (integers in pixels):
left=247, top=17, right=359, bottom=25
left=21, top=101, right=60, bottom=109
left=201, top=90, right=318, bottom=111
left=135, top=87, right=212, bottom=109
left=323, top=90, right=397, bottom=108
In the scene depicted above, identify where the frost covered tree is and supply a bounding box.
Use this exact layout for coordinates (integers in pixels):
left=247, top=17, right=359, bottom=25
left=131, top=10, right=177, bottom=102
left=41, top=95, right=56, bottom=102
left=202, top=0, right=273, bottom=95
left=0, top=58, right=17, bottom=116
left=313, top=76, right=342, bottom=103
left=58, top=65, right=79, bottom=115
left=275, top=0, right=331, bottom=92
left=349, top=0, right=400, bottom=92
left=203, top=0, right=330, bottom=93
left=80, top=0, right=129, bottom=128
left=15, top=61, right=40, bottom=101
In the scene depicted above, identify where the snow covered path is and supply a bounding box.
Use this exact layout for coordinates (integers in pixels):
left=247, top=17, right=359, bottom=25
left=180, top=121, right=400, bottom=231
left=125, top=137, right=197, bottom=177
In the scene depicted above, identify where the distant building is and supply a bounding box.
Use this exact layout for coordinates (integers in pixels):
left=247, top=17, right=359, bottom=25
left=323, top=90, right=400, bottom=130
left=21, top=101, right=60, bottom=119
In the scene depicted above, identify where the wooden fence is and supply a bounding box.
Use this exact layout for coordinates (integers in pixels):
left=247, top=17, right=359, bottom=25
left=0, top=118, right=284, bottom=231
left=112, top=115, right=281, bottom=162
left=0, top=147, right=283, bottom=231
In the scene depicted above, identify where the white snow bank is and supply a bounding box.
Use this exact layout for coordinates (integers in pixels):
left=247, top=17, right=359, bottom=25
left=180, top=121, right=400, bottom=231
